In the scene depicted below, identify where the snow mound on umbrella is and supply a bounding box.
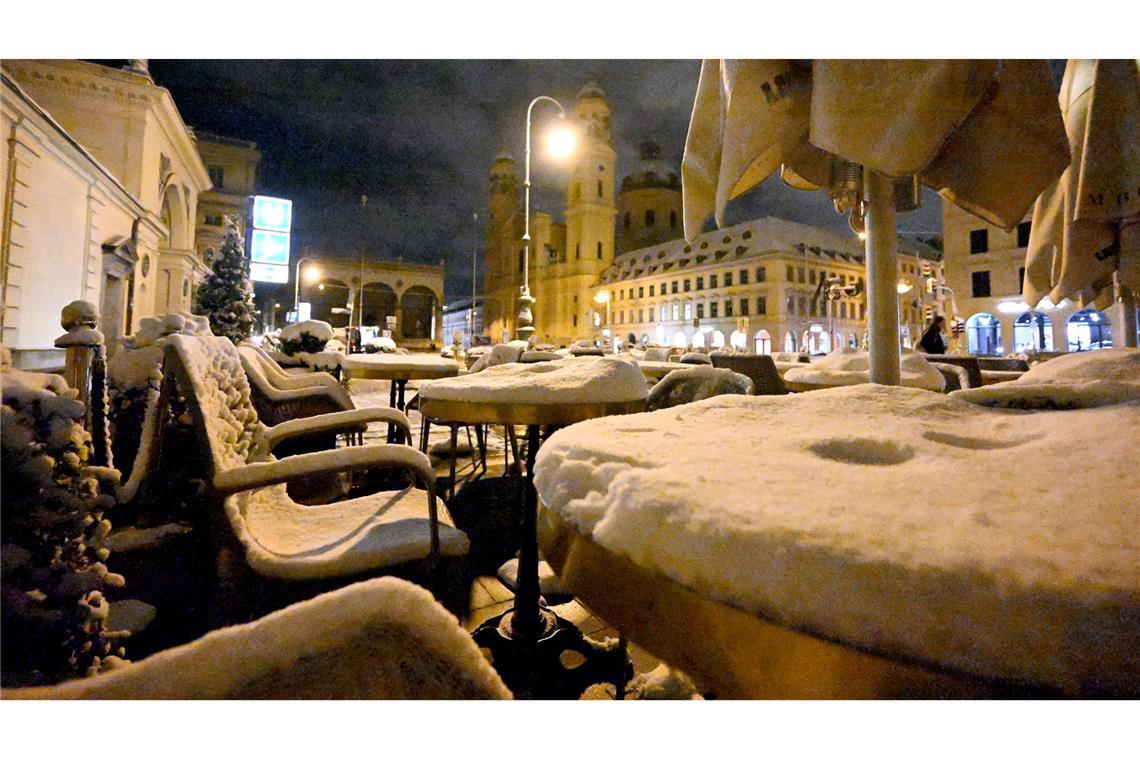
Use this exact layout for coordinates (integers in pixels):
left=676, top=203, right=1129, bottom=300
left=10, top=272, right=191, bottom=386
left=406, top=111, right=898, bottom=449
left=952, top=348, right=1140, bottom=409
left=784, top=347, right=944, bottom=391
left=534, top=384, right=1140, bottom=695
left=421, top=356, right=648, bottom=405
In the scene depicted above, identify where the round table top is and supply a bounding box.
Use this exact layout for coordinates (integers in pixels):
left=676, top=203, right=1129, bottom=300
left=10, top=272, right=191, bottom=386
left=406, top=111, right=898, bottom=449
left=337, top=353, right=460, bottom=380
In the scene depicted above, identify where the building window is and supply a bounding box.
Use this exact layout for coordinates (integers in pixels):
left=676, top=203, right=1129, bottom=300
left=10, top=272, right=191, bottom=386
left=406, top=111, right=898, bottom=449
left=799, top=296, right=808, bottom=315
left=970, top=228, right=989, bottom=254
left=671, top=304, right=680, bottom=320
left=756, top=296, right=767, bottom=315
left=638, top=286, right=644, bottom=298
left=204, top=214, right=223, bottom=226
left=787, top=295, right=796, bottom=315
left=1019, top=267, right=1026, bottom=294
left=840, top=302, right=848, bottom=319
left=740, top=298, right=749, bottom=316
left=725, top=300, right=734, bottom=317
left=809, top=269, right=816, bottom=285
left=710, top=273, right=718, bottom=288
left=597, top=241, right=603, bottom=259
left=798, top=267, right=805, bottom=284
left=649, top=285, right=655, bottom=297
left=670, top=210, right=677, bottom=228
left=684, top=279, right=691, bottom=293
left=573, top=314, right=578, bottom=327
left=624, top=212, right=631, bottom=229
left=786, top=265, right=795, bottom=282
left=724, top=271, right=733, bottom=287
left=645, top=209, right=656, bottom=227
left=756, top=266, right=766, bottom=282
left=207, top=165, right=224, bottom=188
left=710, top=302, right=718, bottom=318
left=1017, top=221, right=1032, bottom=248
left=661, top=306, right=668, bottom=320
left=576, top=243, right=581, bottom=259
left=597, top=180, right=603, bottom=198
left=671, top=281, right=678, bottom=294
left=639, top=309, right=644, bottom=323
left=972, top=270, right=992, bottom=298
left=697, top=303, right=705, bottom=319
left=696, top=277, right=704, bottom=290
left=739, top=269, right=749, bottom=285
left=684, top=303, right=692, bottom=320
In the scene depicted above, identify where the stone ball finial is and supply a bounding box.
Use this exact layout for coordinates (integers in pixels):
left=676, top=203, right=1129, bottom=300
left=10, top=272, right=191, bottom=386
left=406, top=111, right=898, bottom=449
left=61, top=300, right=99, bottom=331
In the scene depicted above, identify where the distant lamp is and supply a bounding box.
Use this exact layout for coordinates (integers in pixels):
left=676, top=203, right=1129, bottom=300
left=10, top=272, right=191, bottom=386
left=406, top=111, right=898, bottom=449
left=593, top=290, right=610, bottom=304
left=896, top=281, right=913, bottom=295
left=303, top=266, right=322, bottom=283
left=545, top=119, right=577, bottom=161
left=318, top=283, right=326, bottom=291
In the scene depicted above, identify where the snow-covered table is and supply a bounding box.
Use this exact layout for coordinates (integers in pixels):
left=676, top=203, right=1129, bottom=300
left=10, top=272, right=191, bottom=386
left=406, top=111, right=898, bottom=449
left=636, top=359, right=685, bottom=381
left=783, top=348, right=945, bottom=392
left=419, top=358, right=648, bottom=698
left=316, top=353, right=460, bottom=443
left=534, top=381, right=1140, bottom=698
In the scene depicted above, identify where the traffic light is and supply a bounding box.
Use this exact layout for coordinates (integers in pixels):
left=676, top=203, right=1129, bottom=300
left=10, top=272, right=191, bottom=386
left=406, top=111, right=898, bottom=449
left=923, top=306, right=934, bottom=321
left=925, top=276, right=936, bottom=293
left=920, top=261, right=932, bottom=277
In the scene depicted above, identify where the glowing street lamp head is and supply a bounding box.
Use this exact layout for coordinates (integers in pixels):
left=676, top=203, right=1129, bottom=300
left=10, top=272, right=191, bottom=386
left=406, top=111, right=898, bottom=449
left=303, top=266, right=322, bottom=284
left=545, top=119, right=577, bottom=161
left=896, top=281, right=913, bottom=295
left=593, top=290, right=610, bottom=304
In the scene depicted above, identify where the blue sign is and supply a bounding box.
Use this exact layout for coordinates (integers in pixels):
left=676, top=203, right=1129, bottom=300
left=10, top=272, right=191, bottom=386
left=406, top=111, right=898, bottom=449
left=250, top=230, right=290, bottom=266
left=252, top=196, right=292, bottom=233
left=250, top=261, right=289, bottom=283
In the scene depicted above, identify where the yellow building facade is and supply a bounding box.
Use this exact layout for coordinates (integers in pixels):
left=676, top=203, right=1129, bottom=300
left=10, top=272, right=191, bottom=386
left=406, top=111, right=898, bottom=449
left=193, top=130, right=262, bottom=258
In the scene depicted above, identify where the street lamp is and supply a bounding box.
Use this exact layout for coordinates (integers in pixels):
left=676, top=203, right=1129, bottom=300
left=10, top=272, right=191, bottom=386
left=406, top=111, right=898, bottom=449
left=293, top=257, right=321, bottom=323
left=517, top=96, right=577, bottom=340
left=593, top=289, right=611, bottom=327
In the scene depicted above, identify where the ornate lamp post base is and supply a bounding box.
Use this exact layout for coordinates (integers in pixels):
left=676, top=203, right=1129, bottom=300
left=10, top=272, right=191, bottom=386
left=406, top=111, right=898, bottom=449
left=516, top=287, right=536, bottom=341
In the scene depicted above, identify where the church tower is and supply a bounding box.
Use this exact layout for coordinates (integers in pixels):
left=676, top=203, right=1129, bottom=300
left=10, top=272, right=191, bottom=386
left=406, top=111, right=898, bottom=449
left=555, top=82, right=616, bottom=338
left=483, top=150, right=522, bottom=341
left=617, top=140, right=682, bottom=254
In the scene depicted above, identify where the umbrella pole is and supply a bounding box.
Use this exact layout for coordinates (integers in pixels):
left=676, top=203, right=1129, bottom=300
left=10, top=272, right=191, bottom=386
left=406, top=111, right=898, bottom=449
left=864, top=168, right=901, bottom=385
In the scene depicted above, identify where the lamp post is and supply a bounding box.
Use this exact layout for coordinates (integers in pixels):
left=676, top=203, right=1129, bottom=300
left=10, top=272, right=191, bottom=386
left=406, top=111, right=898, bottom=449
left=593, top=289, right=611, bottom=327
left=293, top=256, right=321, bottom=323
left=470, top=212, right=478, bottom=347
left=897, top=279, right=914, bottom=348
left=517, top=96, right=576, bottom=341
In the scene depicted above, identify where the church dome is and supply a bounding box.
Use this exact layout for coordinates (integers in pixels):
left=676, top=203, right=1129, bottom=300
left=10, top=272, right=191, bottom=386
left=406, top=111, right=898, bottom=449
left=577, top=81, right=607, bottom=102
left=620, top=141, right=680, bottom=192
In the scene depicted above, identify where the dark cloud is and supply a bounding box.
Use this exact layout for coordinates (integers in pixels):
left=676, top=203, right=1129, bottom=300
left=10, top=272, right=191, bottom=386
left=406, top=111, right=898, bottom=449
left=145, top=59, right=943, bottom=303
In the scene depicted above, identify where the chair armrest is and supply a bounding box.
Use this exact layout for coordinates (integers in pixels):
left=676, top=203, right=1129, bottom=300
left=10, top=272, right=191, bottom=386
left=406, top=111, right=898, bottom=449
left=262, top=407, right=411, bottom=450
left=214, top=444, right=434, bottom=497
left=271, top=371, right=342, bottom=391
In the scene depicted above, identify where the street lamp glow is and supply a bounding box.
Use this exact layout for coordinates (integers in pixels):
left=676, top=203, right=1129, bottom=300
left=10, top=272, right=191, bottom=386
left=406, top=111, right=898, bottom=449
left=896, top=281, right=913, bottom=295
left=545, top=121, right=576, bottom=161
left=593, top=290, right=610, bottom=304
left=303, top=266, right=322, bottom=283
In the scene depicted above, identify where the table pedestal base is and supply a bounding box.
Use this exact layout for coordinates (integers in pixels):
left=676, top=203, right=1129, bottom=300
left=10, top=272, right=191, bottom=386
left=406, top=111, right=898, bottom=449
left=472, top=607, right=631, bottom=700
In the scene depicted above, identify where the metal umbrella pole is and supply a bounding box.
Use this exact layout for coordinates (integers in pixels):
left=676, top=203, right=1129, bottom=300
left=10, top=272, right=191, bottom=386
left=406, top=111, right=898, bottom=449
left=864, top=168, right=901, bottom=385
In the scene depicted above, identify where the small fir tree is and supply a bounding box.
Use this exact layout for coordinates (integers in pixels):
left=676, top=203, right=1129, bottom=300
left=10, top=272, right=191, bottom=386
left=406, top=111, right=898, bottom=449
left=194, top=216, right=257, bottom=343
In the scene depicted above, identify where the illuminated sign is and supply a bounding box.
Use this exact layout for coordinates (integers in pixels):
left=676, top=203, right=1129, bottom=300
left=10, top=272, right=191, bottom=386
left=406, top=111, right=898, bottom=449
left=249, top=262, right=289, bottom=283
left=249, top=196, right=292, bottom=283
left=252, top=196, right=292, bottom=232
left=297, top=302, right=312, bottom=322
left=250, top=230, right=290, bottom=266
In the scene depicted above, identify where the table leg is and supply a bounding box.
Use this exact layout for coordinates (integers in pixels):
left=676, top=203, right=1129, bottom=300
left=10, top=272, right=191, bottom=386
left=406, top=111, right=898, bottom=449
left=513, top=424, right=543, bottom=641
left=387, top=380, right=399, bottom=444
left=448, top=424, right=459, bottom=502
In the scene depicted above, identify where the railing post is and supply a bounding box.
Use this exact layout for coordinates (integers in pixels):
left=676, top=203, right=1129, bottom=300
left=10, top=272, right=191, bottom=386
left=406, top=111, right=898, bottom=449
left=55, top=300, right=112, bottom=467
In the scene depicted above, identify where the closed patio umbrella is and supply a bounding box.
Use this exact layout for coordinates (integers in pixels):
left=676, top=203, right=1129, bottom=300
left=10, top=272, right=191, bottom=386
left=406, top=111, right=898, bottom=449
left=1024, top=59, right=1139, bottom=346
left=683, top=60, right=1070, bottom=382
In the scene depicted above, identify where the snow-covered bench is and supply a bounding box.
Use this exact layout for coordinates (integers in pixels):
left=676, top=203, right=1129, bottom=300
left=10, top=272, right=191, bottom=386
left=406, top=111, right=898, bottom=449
left=647, top=365, right=753, bottom=411
left=155, top=335, right=469, bottom=594
left=6, top=577, right=510, bottom=699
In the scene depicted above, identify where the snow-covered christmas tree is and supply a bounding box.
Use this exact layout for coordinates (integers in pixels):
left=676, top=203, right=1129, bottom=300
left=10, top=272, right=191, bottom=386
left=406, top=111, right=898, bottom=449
left=194, top=217, right=257, bottom=343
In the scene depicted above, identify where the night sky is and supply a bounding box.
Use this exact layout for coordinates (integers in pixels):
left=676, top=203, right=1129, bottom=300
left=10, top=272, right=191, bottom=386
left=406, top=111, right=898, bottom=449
left=142, top=59, right=950, bottom=303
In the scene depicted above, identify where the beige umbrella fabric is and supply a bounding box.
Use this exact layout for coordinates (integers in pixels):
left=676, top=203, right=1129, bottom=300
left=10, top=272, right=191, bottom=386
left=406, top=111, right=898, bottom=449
left=683, top=60, right=1070, bottom=240
left=1024, top=59, right=1140, bottom=309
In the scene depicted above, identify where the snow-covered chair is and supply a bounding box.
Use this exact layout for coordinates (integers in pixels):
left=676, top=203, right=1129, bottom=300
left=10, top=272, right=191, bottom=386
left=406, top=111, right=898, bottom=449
left=5, top=577, right=510, bottom=699
left=237, top=345, right=389, bottom=447
left=154, top=335, right=469, bottom=608
left=709, top=353, right=788, bottom=396
left=647, top=365, right=753, bottom=411
left=679, top=352, right=712, bottom=365
left=929, top=361, right=971, bottom=393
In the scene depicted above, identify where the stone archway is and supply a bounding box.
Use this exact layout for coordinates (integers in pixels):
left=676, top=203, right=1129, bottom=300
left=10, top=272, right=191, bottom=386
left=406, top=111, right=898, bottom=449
left=160, top=183, right=190, bottom=251
left=360, top=282, right=398, bottom=327
left=400, top=285, right=438, bottom=340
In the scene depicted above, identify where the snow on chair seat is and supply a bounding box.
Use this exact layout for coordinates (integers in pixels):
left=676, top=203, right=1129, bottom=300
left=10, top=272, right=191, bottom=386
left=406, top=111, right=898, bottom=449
left=647, top=365, right=753, bottom=411
left=6, top=577, right=510, bottom=699
left=160, top=334, right=468, bottom=580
